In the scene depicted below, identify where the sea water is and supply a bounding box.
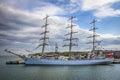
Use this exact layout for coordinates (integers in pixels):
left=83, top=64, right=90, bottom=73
left=0, top=56, right=120, bottom=80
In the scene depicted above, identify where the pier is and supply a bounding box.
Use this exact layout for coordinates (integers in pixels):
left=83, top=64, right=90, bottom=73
left=113, top=59, right=120, bottom=64
left=6, top=59, right=24, bottom=64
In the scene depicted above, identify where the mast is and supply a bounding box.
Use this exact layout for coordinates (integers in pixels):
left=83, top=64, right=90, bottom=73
left=41, top=15, right=49, bottom=56
left=88, top=19, right=100, bottom=53
left=55, top=43, right=58, bottom=53
left=63, top=16, right=78, bottom=59
left=34, top=15, right=49, bottom=56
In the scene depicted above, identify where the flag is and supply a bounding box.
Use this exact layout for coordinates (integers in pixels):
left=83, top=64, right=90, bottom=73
left=26, top=50, right=32, bottom=52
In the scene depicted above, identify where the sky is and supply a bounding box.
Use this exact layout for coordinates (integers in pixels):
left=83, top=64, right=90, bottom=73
left=0, top=0, right=120, bottom=56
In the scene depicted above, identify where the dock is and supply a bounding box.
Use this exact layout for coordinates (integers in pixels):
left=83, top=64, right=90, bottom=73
left=6, top=59, right=24, bottom=64
left=113, top=59, right=120, bottom=64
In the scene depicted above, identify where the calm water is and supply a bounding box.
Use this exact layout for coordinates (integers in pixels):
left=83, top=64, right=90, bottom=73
left=0, top=56, right=120, bottom=80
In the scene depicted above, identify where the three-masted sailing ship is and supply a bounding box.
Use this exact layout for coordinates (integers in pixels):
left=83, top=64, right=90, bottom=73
left=5, top=16, right=114, bottom=65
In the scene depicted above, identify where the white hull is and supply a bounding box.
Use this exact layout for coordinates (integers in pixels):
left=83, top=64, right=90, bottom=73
left=23, top=58, right=113, bottom=65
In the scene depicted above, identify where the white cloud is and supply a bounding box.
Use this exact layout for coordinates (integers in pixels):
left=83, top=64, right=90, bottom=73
left=103, top=44, right=120, bottom=50
left=81, top=0, right=119, bottom=10
left=100, top=33, right=120, bottom=38
left=0, top=4, right=68, bottom=53
left=94, top=5, right=120, bottom=18
left=71, top=0, right=120, bottom=18
left=32, top=4, right=66, bottom=16
left=0, top=1, right=120, bottom=55
left=22, top=27, right=41, bottom=33
left=82, top=0, right=120, bottom=18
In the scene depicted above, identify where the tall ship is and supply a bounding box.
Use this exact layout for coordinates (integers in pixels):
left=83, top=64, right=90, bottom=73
left=5, top=16, right=114, bottom=65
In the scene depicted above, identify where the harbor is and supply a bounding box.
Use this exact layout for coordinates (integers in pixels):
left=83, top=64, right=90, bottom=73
left=1, top=56, right=120, bottom=80
left=5, top=50, right=120, bottom=65
left=5, top=57, right=120, bottom=65
left=6, top=59, right=24, bottom=64
left=6, top=50, right=120, bottom=65
left=0, top=0, right=120, bottom=80
left=113, top=59, right=120, bottom=64
left=4, top=16, right=115, bottom=66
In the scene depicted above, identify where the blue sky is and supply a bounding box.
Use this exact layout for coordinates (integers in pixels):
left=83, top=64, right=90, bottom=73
left=0, top=0, right=120, bottom=56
